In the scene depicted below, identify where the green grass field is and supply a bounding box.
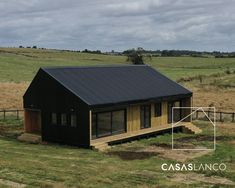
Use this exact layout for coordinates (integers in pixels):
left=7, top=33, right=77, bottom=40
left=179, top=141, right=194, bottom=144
left=0, top=47, right=235, bottom=82
left=0, top=48, right=235, bottom=187
left=0, top=119, right=234, bottom=187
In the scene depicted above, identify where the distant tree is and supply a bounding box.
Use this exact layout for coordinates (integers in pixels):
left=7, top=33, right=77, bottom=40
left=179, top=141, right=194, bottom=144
left=146, top=54, right=152, bottom=61
left=126, top=48, right=144, bottom=65
left=32, top=46, right=37, bottom=49
left=95, top=50, right=101, bottom=54
left=82, top=49, right=101, bottom=54
left=161, top=50, right=169, bottom=56
left=137, top=47, right=144, bottom=52
left=19, top=45, right=24, bottom=48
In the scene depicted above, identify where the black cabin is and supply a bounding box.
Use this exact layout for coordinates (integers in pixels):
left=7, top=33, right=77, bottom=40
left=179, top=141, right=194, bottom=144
left=23, top=65, right=192, bottom=148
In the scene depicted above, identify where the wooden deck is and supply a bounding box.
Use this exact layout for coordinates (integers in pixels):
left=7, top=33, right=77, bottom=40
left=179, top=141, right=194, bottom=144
left=90, top=122, right=200, bottom=149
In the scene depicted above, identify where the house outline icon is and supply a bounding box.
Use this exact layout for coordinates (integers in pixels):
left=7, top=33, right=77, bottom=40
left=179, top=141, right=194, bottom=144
left=171, top=107, right=216, bottom=151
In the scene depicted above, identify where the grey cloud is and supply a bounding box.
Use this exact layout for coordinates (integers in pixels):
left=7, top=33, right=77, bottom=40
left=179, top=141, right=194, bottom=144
left=0, top=0, right=234, bottom=51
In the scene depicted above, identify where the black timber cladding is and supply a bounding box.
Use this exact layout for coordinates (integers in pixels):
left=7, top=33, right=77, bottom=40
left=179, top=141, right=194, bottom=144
left=23, top=69, right=90, bottom=147
left=41, top=65, right=192, bottom=106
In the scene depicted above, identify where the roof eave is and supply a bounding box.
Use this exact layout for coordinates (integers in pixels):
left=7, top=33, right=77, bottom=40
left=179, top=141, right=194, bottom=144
left=89, top=93, right=192, bottom=110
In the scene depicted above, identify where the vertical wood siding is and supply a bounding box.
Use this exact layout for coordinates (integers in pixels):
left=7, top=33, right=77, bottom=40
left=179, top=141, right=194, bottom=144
left=127, top=101, right=169, bottom=132
left=127, top=105, right=140, bottom=132
left=150, top=101, right=168, bottom=128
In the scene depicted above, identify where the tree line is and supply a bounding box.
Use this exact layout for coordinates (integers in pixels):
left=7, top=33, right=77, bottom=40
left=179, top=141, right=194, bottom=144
left=123, top=48, right=235, bottom=58
left=17, top=45, right=235, bottom=59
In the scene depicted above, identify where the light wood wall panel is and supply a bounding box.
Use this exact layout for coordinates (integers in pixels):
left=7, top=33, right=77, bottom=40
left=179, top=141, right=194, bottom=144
left=161, top=101, right=168, bottom=125
left=151, top=104, right=161, bottom=127
left=127, top=101, right=169, bottom=132
left=150, top=101, right=168, bottom=127
left=126, top=98, right=191, bottom=132
left=127, top=105, right=140, bottom=132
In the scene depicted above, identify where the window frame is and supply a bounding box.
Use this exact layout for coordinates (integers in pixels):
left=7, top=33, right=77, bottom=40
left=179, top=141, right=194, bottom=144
left=140, top=105, right=151, bottom=129
left=92, top=109, right=126, bottom=139
left=155, top=102, right=162, bottom=117
left=70, top=113, right=77, bottom=127
left=61, top=113, right=67, bottom=126
left=51, top=113, right=57, bottom=125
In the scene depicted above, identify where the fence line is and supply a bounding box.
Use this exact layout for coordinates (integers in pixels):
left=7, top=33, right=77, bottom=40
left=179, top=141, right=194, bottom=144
left=192, top=110, right=235, bottom=122
left=0, top=109, right=24, bottom=120
left=0, top=109, right=234, bottom=122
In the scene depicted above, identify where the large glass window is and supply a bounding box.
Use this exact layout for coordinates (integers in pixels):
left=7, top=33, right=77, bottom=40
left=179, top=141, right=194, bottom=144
left=92, top=109, right=126, bottom=139
left=97, top=112, right=111, bottom=137
left=112, top=110, right=125, bottom=134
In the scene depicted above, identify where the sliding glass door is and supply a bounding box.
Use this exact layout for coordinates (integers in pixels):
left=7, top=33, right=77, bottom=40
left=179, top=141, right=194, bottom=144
left=112, top=110, right=125, bottom=134
left=140, top=105, right=151, bottom=129
left=92, top=110, right=126, bottom=139
left=97, top=112, right=111, bottom=137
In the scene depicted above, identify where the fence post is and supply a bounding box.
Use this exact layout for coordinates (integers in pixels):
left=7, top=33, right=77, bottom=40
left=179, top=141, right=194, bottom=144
left=220, top=112, right=222, bottom=122
left=16, top=110, right=19, bottom=120
left=232, top=113, right=235, bottom=122
left=3, top=110, right=6, bottom=120
left=196, top=111, right=198, bottom=119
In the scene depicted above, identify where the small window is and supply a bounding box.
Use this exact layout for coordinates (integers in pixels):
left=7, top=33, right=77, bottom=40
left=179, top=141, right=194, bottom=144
left=71, top=114, right=77, bottom=127
left=61, top=113, right=67, bottom=126
left=155, top=103, right=162, bottom=117
left=51, top=113, right=57, bottom=124
left=92, top=113, right=97, bottom=138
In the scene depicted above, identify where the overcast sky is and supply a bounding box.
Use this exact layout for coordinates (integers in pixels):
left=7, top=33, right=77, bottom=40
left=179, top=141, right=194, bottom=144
left=0, top=0, right=235, bottom=52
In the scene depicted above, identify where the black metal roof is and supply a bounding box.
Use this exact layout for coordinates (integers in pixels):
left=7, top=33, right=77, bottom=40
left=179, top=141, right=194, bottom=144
left=41, top=65, right=192, bottom=106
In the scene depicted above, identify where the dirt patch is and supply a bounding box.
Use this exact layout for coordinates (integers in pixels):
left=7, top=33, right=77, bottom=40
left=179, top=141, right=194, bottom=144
left=175, top=135, right=232, bottom=142
left=0, top=82, right=28, bottom=109
left=0, top=179, right=26, bottom=188
left=107, top=151, right=157, bottom=160
left=153, top=143, right=172, bottom=148
left=138, top=146, right=212, bottom=162
left=108, top=143, right=212, bottom=162
left=151, top=142, right=196, bottom=149
left=171, top=173, right=235, bottom=186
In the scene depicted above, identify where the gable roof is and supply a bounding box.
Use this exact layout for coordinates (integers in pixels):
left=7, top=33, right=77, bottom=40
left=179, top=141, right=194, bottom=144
left=41, top=65, right=192, bottom=106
